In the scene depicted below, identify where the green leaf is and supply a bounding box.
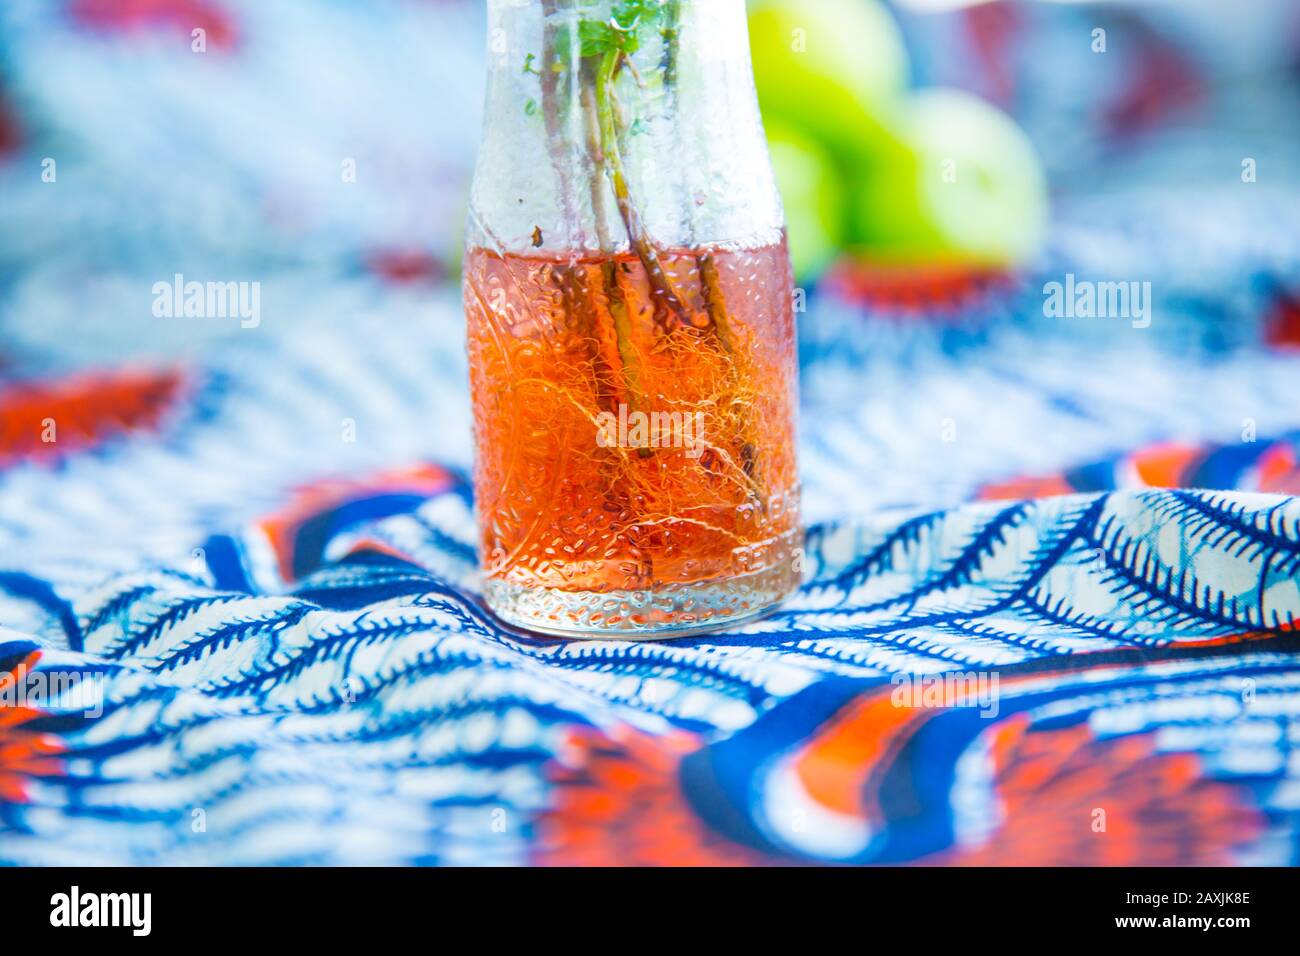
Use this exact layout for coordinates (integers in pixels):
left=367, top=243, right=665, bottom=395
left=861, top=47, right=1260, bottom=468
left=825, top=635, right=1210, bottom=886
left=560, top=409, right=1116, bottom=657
left=611, top=0, right=664, bottom=32
left=538, top=1, right=669, bottom=74
left=578, top=19, right=615, bottom=57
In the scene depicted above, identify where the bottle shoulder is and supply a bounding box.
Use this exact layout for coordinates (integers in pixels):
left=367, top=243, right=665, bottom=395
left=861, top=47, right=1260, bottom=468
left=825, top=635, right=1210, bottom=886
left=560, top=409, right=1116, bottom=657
left=470, top=0, right=783, bottom=255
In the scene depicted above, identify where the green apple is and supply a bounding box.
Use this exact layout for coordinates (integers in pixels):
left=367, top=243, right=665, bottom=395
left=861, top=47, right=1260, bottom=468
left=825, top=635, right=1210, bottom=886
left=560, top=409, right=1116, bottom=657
left=766, top=123, right=847, bottom=279
left=748, top=0, right=910, bottom=162
left=851, top=88, right=1048, bottom=266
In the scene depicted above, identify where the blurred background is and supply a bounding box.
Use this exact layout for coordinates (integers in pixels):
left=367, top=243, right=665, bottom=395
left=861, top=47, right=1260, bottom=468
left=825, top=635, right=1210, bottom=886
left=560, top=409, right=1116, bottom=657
left=1, top=0, right=1299, bottom=527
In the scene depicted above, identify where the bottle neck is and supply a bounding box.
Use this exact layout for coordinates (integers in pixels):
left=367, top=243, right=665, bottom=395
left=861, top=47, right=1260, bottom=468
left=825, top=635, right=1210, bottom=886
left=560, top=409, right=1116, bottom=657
left=471, top=0, right=782, bottom=256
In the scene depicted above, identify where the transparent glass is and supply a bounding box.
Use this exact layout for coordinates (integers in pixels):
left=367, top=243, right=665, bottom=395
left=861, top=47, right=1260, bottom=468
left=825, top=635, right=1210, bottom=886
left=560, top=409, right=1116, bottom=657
left=464, top=0, right=801, bottom=638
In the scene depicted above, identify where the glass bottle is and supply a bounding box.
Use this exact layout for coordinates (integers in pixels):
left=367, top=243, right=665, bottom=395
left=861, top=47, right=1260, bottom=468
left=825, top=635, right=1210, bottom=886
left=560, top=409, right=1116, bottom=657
left=463, top=0, right=801, bottom=638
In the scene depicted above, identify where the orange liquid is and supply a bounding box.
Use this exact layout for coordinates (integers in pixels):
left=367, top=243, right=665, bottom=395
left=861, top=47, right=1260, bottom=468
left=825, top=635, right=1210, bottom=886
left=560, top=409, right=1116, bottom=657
left=464, top=236, right=800, bottom=595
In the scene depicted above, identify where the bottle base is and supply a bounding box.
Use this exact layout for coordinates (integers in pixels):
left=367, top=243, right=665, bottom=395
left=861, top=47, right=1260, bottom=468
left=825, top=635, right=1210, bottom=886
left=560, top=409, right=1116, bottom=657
left=481, top=560, right=800, bottom=641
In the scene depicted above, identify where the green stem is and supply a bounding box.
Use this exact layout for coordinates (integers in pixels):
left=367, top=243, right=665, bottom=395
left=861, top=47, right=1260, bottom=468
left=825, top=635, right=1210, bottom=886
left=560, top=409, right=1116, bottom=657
left=540, top=0, right=579, bottom=245
left=697, top=253, right=737, bottom=355
left=580, top=50, right=647, bottom=426
left=594, top=49, right=691, bottom=325
left=660, top=0, right=682, bottom=94
left=580, top=56, right=614, bottom=252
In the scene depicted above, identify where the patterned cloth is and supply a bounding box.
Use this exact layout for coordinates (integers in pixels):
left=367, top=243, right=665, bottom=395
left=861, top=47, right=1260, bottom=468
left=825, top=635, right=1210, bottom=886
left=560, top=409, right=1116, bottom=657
left=2, top=0, right=1300, bottom=866
left=3, top=291, right=1300, bottom=865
